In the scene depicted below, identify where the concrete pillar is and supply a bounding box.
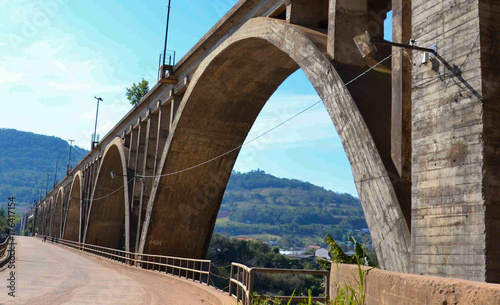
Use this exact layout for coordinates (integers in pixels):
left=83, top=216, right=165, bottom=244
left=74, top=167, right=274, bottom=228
left=411, top=0, right=500, bottom=283
left=154, top=101, right=171, bottom=176
left=479, top=0, right=500, bottom=284
left=169, top=91, right=182, bottom=130
left=134, top=113, right=158, bottom=252
left=285, top=0, right=329, bottom=28
left=328, top=0, right=368, bottom=66
left=130, top=119, right=146, bottom=251
left=391, top=0, right=412, bottom=227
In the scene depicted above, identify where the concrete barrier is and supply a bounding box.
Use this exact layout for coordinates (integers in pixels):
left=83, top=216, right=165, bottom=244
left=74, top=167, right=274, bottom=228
left=330, top=263, right=500, bottom=304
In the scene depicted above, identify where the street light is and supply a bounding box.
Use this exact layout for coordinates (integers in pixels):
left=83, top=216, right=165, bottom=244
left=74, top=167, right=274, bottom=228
left=92, top=97, right=103, bottom=150
left=67, top=139, right=74, bottom=175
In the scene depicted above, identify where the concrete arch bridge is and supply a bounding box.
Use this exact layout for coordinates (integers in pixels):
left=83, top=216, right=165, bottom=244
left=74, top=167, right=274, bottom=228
left=23, top=0, right=500, bottom=284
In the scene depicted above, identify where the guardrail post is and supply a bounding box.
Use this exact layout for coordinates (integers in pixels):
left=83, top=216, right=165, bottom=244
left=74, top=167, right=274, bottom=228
left=248, top=268, right=254, bottom=305
left=236, top=266, right=241, bottom=302
left=207, top=262, right=211, bottom=286
left=325, top=270, right=330, bottom=300
left=229, top=264, right=233, bottom=297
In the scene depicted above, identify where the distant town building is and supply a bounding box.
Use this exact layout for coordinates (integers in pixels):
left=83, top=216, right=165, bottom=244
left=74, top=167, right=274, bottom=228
left=280, top=247, right=306, bottom=255
left=315, top=248, right=330, bottom=259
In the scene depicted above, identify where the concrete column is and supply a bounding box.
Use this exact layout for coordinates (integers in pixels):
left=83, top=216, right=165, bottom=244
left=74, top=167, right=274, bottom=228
left=130, top=120, right=146, bottom=251
left=411, top=0, right=499, bottom=283
left=127, top=127, right=136, bottom=169
left=285, top=0, right=328, bottom=27
left=82, top=168, right=93, bottom=240
left=135, top=113, right=158, bottom=252
left=154, top=102, right=171, bottom=176
left=479, top=0, right=500, bottom=284
left=169, top=92, right=182, bottom=130
left=391, top=0, right=412, bottom=228
left=327, top=0, right=368, bottom=66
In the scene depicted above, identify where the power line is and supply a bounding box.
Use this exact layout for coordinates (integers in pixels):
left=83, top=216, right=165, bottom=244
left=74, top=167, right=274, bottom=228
left=39, top=50, right=399, bottom=204
left=138, top=49, right=400, bottom=179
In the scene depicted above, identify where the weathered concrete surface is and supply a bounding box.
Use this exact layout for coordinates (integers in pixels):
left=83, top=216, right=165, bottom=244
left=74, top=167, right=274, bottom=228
left=84, top=137, right=130, bottom=251
left=285, top=0, right=329, bottom=27
left=479, top=0, right=500, bottom=284
left=139, top=17, right=410, bottom=272
left=63, top=171, right=83, bottom=242
left=330, top=263, right=500, bottom=304
left=51, top=188, right=64, bottom=238
left=410, top=0, right=500, bottom=282
left=0, top=236, right=233, bottom=305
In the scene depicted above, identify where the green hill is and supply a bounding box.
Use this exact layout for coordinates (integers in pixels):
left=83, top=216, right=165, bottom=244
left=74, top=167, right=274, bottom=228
left=217, top=170, right=368, bottom=247
left=0, top=129, right=88, bottom=214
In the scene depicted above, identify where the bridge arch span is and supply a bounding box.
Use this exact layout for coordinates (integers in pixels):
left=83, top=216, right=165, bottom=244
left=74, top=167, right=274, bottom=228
left=64, top=171, right=83, bottom=241
left=51, top=187, right=64, bottom=238
left=44, top=197, right=54, bottom=236
left=37, top=203, right=46, bottom=235
left=139, top=17, right=410, bottom=271
left=83, top=137, right=130, bottom=251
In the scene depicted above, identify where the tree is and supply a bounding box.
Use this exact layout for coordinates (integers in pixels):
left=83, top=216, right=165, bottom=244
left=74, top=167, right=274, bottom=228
left=126, top=78, right=150, bottom=106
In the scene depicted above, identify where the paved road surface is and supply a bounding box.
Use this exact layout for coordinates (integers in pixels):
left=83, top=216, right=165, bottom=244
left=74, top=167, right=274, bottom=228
left=0, top=236, right=233, bottom=305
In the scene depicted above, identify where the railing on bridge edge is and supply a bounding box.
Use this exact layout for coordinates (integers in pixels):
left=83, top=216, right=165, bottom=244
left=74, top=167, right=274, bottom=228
left=37, top=236, right=330, bottom=304
left=229, top=262, right=330, bottom=304
left=47, top=237, right=211, bottom=286
left=0, top=236, right=13, bottom=267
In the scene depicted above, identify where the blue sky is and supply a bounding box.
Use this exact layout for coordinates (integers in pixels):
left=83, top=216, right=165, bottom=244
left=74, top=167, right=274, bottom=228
left=0, top=1, right=392, bottom=196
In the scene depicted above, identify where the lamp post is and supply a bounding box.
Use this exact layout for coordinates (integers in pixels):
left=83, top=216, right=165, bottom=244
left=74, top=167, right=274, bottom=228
left=67, top=139, right=74, bottom=175
left=92, top=97, right=103, bottom=149
left=160, top=0, right=173, bottom=79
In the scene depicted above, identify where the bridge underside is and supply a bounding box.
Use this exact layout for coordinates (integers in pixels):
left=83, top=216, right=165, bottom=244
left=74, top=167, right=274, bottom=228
left=84, top=138, right=130, bottom=250
left=63, top=172, right=82, bottom=242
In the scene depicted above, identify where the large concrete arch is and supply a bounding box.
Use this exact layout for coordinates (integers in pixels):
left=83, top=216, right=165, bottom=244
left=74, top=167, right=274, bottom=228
left=139, top=17, right=410, bottom=272
left=52, top=187, right=64, bottom=238
left=83, top=137, right=131, bottom=251
left=63, top=171, right=83, bottom=241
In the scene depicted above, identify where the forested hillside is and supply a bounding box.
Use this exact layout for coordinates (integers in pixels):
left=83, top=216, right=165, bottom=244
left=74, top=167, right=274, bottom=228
left=217, top=170, right=368, bottom=247
left=0, top=129, right=87, bottom=213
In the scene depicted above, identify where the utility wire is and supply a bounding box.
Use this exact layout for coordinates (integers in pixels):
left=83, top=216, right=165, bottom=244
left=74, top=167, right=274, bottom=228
left=81, top=177, right=136, bottom=202
left=39, top=50, right=399, bottom=204
left=137, top=49, right=400, bottom=180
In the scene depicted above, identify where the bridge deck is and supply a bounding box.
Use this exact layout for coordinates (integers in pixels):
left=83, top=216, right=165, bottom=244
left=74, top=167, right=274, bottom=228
left=0, top=236, right=233, bottom=305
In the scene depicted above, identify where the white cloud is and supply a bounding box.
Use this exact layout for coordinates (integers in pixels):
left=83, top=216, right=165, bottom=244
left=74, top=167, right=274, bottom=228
left=243, top=94, right=340, bottom=151
left=0, top=66, right=24, bottom=83
left=0, top=31, right=131, bottom=149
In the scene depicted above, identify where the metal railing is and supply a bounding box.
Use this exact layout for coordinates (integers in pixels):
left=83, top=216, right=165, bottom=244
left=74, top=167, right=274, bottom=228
left=229, top=263, right=253, bottom=305
left=229, top=263, right=330, bottom=304
left=37, top=236, right=331, bottom=303
left=0, top=236, right=12, bottom=267
left=46, top=237, right=211, bottom=285
left=158, top=50, right=177, bottom=80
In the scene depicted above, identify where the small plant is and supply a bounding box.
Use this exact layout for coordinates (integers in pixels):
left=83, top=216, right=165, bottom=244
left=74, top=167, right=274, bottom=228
left=318, top=235, right=374, bottom=269
left=251, top=289, right=316, bottom=305
left=317, top=234, right=375, bottom=305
